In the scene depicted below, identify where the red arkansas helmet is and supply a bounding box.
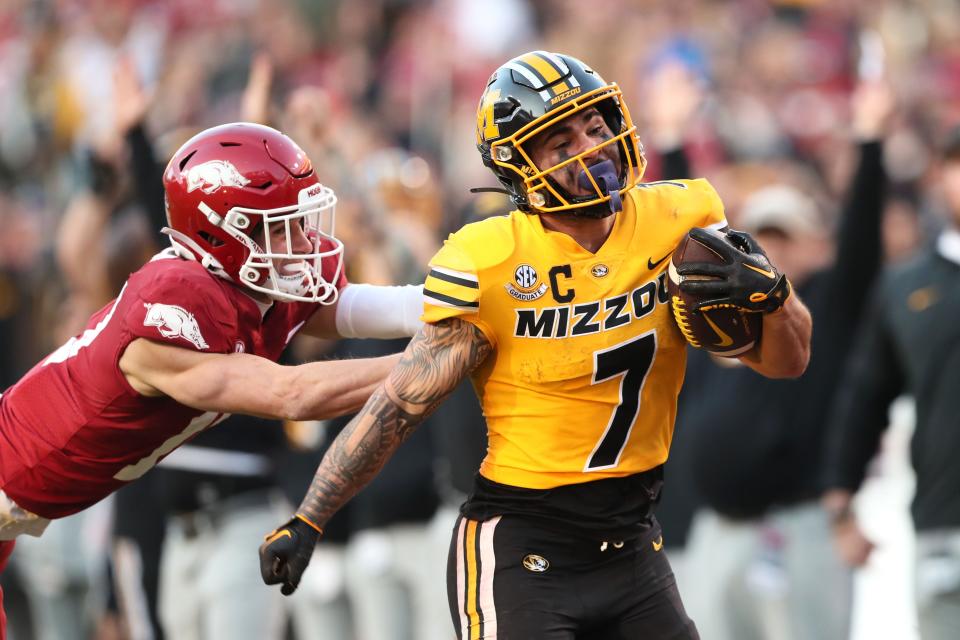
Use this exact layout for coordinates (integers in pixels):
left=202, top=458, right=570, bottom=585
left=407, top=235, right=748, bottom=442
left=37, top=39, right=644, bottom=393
left=162, top=122, right=343, bottom=303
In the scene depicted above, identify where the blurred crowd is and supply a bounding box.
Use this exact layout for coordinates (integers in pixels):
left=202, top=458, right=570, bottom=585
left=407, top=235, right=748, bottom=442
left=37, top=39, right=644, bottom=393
left=1, top=0, right=959, bottom=638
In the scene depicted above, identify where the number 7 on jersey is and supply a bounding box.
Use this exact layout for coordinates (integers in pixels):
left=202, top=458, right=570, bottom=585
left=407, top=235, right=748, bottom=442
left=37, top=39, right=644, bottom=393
left=585, top=331, right=657, bottom=471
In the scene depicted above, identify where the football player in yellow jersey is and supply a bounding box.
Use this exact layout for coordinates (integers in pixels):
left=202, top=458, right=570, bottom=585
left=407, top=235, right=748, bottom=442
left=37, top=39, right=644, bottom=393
left=261, top=51, right=812, bottom=639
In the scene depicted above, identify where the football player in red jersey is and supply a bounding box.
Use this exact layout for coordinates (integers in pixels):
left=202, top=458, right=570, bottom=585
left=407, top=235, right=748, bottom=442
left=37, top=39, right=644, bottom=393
left=0, top=122, right=424, bottom=639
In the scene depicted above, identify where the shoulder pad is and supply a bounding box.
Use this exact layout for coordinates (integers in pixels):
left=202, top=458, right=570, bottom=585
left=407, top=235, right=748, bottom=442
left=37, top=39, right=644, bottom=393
left=131, top=260, right=232, bottom=314
left=632, top=178, right=726, bottom=229
left=445, top=214, right=518, bottom=272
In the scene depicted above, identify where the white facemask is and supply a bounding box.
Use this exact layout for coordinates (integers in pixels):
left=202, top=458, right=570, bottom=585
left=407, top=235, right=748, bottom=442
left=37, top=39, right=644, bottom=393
left=231, top=184, right=343, bottom=303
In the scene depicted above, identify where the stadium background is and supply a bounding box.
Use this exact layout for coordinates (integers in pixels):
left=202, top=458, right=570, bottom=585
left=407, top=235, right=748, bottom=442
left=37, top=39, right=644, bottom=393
left=0, top=0, right=958, bottom=638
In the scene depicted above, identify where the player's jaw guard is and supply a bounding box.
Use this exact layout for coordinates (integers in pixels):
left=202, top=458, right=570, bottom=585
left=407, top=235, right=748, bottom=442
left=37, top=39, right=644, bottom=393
left=577, top=159, right=623, bottom=216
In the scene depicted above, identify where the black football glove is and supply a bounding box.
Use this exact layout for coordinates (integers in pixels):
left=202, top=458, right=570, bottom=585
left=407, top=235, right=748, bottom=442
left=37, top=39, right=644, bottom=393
left=259, top=515, right=322, bottom=596
left=677, top=228, right=791, bottom=314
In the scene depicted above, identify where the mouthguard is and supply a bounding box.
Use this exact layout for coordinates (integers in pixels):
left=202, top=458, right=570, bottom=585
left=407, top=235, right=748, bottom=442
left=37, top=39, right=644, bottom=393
left=577, top=159, right=622, bottom=213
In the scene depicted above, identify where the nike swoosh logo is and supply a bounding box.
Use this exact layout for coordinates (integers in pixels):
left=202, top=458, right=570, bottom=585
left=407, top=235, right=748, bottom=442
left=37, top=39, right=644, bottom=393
left=744, top=263, right=776, bottom=279
left=647, top=251, right=672, bottom=270
left=652, top=536, right=664, bottom=552
left=703, top=312, right=734, bottom=347
left=264, top=529, right=292, bottom=544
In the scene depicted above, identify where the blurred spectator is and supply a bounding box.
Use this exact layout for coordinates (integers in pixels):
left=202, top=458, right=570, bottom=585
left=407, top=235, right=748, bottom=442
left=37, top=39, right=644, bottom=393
left=669, top=79, right=895, bottom=640
left=822, top=125, right=960, bottom=640
left=330, top=338, right=448, bottom=640
left=153, top=419, right=288, bottom=640
left=336, top=148, right=448, bottom=640
left=7, top=503, right=112, bottom=640
left=279, top=409, right=357, bottom=640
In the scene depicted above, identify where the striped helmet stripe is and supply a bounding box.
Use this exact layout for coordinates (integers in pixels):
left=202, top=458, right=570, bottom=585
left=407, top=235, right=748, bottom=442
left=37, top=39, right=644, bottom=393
left=520, top=52, right=570, bottom=95
left=520, top=52, right=561, bottom=83
left=503, top=62, right=552, bottom=100
left=537, top=51, right=570, bottom=75
left=538, top=51, right=580, bottom=89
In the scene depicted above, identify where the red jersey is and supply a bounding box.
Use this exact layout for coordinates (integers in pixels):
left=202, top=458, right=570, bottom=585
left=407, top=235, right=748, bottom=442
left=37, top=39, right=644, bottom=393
left=0, top=253, right=342, bottom=519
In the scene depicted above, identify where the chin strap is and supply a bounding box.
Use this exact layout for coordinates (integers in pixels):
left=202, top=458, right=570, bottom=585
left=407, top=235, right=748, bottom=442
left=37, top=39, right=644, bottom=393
left=468, top=186, right=512, bottom=195
left=160, top=227, right=231, bottom=280
left=577, top=159, right=622, bottom=213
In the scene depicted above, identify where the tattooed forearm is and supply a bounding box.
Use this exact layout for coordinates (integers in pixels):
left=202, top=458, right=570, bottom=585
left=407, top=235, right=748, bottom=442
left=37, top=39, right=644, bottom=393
left=297, top=319, right=492, bottom=527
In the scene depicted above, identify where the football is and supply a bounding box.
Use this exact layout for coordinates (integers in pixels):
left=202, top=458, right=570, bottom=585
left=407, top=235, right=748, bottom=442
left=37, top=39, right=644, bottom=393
left=667, top=228, right=762, bottom=357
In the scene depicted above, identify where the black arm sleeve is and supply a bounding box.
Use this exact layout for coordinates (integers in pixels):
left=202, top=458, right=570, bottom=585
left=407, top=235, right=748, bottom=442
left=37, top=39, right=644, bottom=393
left=658, top=147, right=691, bottom=181
left=125, top=122, right=167, bottom=240
left=824, top=140, right=886, bottom=325
left=822, top=284, right=905, bottom=492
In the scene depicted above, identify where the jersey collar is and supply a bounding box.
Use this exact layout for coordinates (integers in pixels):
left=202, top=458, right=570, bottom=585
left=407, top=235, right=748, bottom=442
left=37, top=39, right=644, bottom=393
left=155, top=248, right=275, bottom=318
left=246, top=293, right=274, bottom=318
left=527, top=195, right=635, bottom=258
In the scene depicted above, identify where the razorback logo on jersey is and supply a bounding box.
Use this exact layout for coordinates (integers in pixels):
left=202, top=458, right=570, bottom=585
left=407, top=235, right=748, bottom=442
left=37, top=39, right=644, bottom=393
left=143, top=303, right=209, bottom=349
left=186, top=160, right=250, bottom=194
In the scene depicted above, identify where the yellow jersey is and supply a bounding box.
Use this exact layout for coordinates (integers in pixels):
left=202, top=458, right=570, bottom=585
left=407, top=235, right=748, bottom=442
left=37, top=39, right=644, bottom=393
left=422, top=179, right=727, bottom=489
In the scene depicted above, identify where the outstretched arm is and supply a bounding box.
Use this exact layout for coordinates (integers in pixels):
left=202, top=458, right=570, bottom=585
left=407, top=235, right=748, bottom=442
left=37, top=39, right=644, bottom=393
left=119, top=338, right=400, bottom=421
left=260, top=318, right=492, bottom=594
left=300, top=318, right=491, bottom=525
left=301, top=283, right=425, bottom=339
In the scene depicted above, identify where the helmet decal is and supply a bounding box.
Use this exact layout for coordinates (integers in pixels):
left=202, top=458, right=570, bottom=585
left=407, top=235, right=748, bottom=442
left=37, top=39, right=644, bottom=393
left=477, top=88, right=502, bottom=144
left=186, top=160, right=251, bottom=194
left=504, top=51, right=578, bottom=101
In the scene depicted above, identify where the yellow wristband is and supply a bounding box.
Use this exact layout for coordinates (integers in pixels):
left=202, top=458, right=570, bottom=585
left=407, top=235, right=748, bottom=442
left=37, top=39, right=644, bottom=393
left=295, top=513, right=324, bottom=536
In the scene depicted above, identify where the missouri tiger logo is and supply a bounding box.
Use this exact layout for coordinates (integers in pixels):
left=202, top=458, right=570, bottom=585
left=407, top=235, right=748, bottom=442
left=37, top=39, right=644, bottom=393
left=522, top=554, right=550, bottom=573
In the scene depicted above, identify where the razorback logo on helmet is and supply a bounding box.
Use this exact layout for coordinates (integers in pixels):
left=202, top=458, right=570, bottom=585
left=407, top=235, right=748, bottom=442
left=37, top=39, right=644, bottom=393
left=143, top=303, right=210, bottom=350
left=186, top=160, right=250, bottom=195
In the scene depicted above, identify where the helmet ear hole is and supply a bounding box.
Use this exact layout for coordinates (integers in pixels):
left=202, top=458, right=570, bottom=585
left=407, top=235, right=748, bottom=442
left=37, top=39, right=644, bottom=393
left=197, top=231, right=224, bottom=247
left=247, top=221, right=264, bottom=242
left=596, top=98, right=623, bottom=135
left=494, top=96, right=521, bottom=119
left=178, top=150, right=197, bottom=172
